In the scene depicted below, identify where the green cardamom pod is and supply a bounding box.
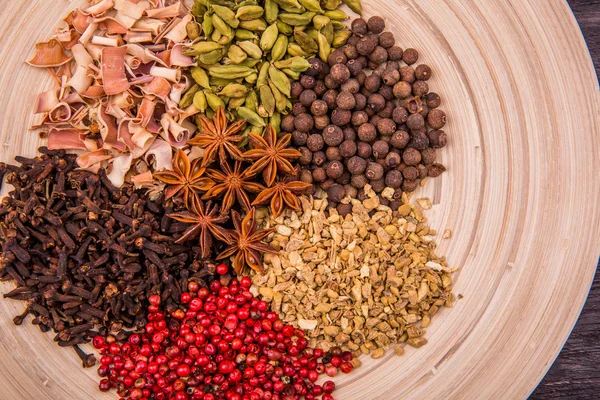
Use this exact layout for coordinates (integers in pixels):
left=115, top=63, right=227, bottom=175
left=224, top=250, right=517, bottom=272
left=321, top=0, right=342, bottom=11
left=182, top=41, right=223, bottom=56
left=237, top=41, right=263, bottom=59
left=236, top=5, right=265, bottom=20
left=239, top=18, right=268, bottom=31
left=281, top=68, right=301, bottom=80
left=322, top=21, right=334, bottom=44
left=191, top=67, right=211, bottom=89
left=332, top=29, right=352, bottom=48
left=273, top=56, right=310, bottom=72
left=237, top=106, right=267, bottom=127
left=260, top=23, right=279, bottom=51
left=245, top=72, right=258, bottom=84
left=228, top=96, right=246, bottom=109
left=342, top=0, right=362, bottom=15
left=191, top=2, right=207, bottom=18
left=212, top=14, right=234, bottom=36
left=330, top=20, right=346, bottom=30
left=210, top=77, right=235, bottom=88
left=211, top=28, right=222, bottom=43
left=265, top=0, right=279, bottom=24
left=305, top=27, right=319, bottom=41
left=179, top=84, right=200, bottom=108
left=209, top=65, right=256, bottom=79
left=278, top=12, right=314, bottom=26
left=312, top=15, right=330, bottom=30
left=218, top=33, right=235, bottom=45
left=317, top=31, right=331, bottom=61
left=298, top=0, right=322, bottom=12
left=211, top=4, right=240, bottom=28
left=238, top=58, right=262, bottom=67
left=293, top=29, right=318, bottom=53
left=275, top=20, right=294, bottom=35
left=196, top=0, right=209, bottom=6
left=259, top=85, right=276, bottom=116
left=287, top=43, right=310, bottom=57
left=257, top=105, right=269, bottom=118
left=227, top=44, right=247, bottom=64
left=324, top=9, right=348, bottom=20
left=193, top=91, right=208, bottom=112
left=268, top=65, right=291, bottom=97
left=273, top=0, right=303, bottom=10
left=257, top=62, right=270, bottom=87
left=197, top=49, right=225, bottom=65
left=205, top=108, right=215, bottom=120
left=270, top=112, right=282, bottom=132
left=270, top=35, right=288, bottom=62
left=268, top=79, right=288, bottom=113
left=235, top=0, right=259, bottom=9
left=245, top=90, right=258, bottom=111
left=235, top=29, right=257, bottom=40
left=219, top=83, right=248, bottom=98
left=249, top=125, right=263, bottom=135
left=186, top=21, right=202, bottom=40
left=205, top=91, right=226, bottom=111
left=202, top=12, right=214, bottom=36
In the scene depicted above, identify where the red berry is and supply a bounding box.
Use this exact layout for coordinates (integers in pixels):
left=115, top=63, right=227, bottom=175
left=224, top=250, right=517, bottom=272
left=216, top=264, right=229, bottom=275
left=340, top=361, right=353, bottom=373
left=323, top=380, right=335, bottom=394
left=177, top=364, right=191, bottom=377
left=148, top=295, right=161, bottom=306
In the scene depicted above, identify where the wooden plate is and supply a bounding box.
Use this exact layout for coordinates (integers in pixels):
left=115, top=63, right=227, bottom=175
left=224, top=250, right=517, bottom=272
left=0, top=0, right=598, bottom=399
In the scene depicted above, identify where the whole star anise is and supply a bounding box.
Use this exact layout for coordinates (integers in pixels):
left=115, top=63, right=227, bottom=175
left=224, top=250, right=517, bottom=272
left=189, top=107, right=246, bottom=167
left=217, top=208, right=276, bottom=275
left=202, top=161, right=265, bottom=214
left=252, top=178, right=312, bottom=217
left=154, top=149, right=215, bottom=209
left=168, top=197, right=230, bottom=259
left=242, top=124, right=302, bottom=187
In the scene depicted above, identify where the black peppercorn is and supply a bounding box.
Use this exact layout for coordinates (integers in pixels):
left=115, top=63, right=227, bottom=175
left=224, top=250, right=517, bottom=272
left=328, top=49, right=348, bottom=66
left=330, top=108, right=352, bottom=126
left=393, top=81, right=412, bottom=99
left=351, top=174, right=368, bottom=189
left=402, top=147, right=421, bottom=165
left=365, top=162, right=384, bottom=180
left=306, top=134, right=324, bottom=152
left=336, top=91, right=356, bottom=110
left=427, top=109, right=447, bottom=129
left=339, top=140, right=357, bottom=158
left=351, top=18, right=368, bottom=35
left=357, top=142, right=372, bottom=158
left=326, top=161, right=344, bottom=179
left=390, top=130, right=410, bottom=149
left=299, top=90, right=317, bottom=107
left=425, top=92, right=441, bottom=109
left=299, top=147, right=312, bottom=164
left=427, top=129, right=448, bottom=148
left=367, top=16, right=385, bottom=33
left=347, top=156, right=367, bottom=175
left=327, top=184, right=346, bottom=202
left=402, top=48, right=419, bottom=65
left=312, top=151, right=327, bottom=167
left=310, top=99, right=328, bottom=116
left=323, top=125, right=344, bottom=146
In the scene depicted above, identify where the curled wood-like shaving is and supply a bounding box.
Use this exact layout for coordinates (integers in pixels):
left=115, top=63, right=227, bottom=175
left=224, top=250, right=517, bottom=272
left=27, top=39, right=72, bottom=67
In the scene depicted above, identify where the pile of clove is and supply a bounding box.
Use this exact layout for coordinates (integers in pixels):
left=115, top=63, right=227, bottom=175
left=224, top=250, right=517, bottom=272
left=0, top=148, right=217, bottom=366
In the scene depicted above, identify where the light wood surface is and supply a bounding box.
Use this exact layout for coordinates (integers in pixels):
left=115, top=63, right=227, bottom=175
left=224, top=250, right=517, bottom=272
left=0, top=0, right=599, bottom=399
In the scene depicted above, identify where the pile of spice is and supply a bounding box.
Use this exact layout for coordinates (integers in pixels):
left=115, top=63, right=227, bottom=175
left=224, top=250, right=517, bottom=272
left=95, top=268, right=357, bottom=400
left=284, top=16, right=448, bottom=211
left=251, top=187, right=455, bottom=357
left=0, top=148, right=216, bottom=364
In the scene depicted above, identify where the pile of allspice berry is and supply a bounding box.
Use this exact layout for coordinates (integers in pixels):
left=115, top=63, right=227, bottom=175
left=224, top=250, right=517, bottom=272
left=284, top=16, right=448, bottom=213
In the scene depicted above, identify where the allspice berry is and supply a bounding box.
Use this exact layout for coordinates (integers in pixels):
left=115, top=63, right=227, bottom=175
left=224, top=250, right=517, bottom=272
left=393, top=81, right=412, bottom=99
left=326, top=147, right=342, bottom=161
left=314, top=115, right=330, bottom=130
left=330, top=64, right=351, bottom=83
left=351, top=174, right=368, bottom=189
left=306, top=134, right=324, bottom=152
left=354, top=93, right=367, bottom=110
left=323, top=125, right=344, bottom=146
left=291, top=82, right=303, bottom=98
left=322, top=89, right=338, bottom=109
left=357, top=123, right=377, bottom=142
left=372, top=140, right=389, bottom=158
left=402, top=48, right=419, bottom=65
left=299, top=147, right=312, bottom=164
left=420, top=148, right=436, bottom=165
left=365, top=162, right=384, bottom=180
left=391, top=130, right=410, bottom=149
left=412, top=80, right=429, bottom=97
left=343, top=127, right=357, bottom=141
left=402, top=179, right=419, bottom=192
left=327, top=184, right=346, bottom=202
left=340, top=140, right=357, bottom=157
left=351, top=18, right=368, bottom=35
left=336, top=170, right=351, bottom=185
left=385, top=170, right=403, bottom=188
left=337, top=203, right=353, bottom=217
left=376, top=118, right=396, bottom=135
left=336, top=91, right=356, bottom=110
left=428, top=129, right=448, bottom=148
left=402, top=166, right=419, bottom=180
left=299, top=168, right=313, bottom=184
left=368, top=93, right=386, bottom=112
left=341, top=78, right=360, bottom=94
left=300, top=75, right=316, bottom=89
left=379, top=31, right=395, bottom=48
left=314, top=80, right=327, bottom=96
left=357, top=142, right=372, bottom=158
left=312, top=167, right=326, bottom=182
left=378, top=100, right=395, bottom=117
left=427, top=109, right=447, bottom=129
left=364, top=74, right=382, bottom=92
left=352, top=110, right=369, bottom=126
left=294, top=113, right=314, bottom=132
left=426, top=92, right=441, bottom=109
left=320, top=179, right=335, bottom=191
left=406, top=113, right=425, bottom=130
left=369, top=46, right=388, bottom=64
left=428, top=163, right=446, bottom=177
left=326, top=161, right=345, bottom=179
left=370, top=178, right=386, bottom=193
left=347, top=59, right=363, bottom=76
left=328, top=49, right=347, bottom=66
left=292, top=130, right=308, bottom=146
left=343, top=44, right=359, bottom=59
left=357, top=34, right=379, bottom=55
left=344, top=184, right=358, bottom=198
left=402, top=147, right=422, bottom=165
left=409, top=132, right=430, bottom=150
left=392, top=106, right=409, bottom=124
left=415, top=64, right=432, bottom=80
left=299, top=90, right=317, bottom=107
left=331, top=109, right=352, bottom=126
left=367, top=16, right=385, bottom=33
left=347, top=156, right=367, bottom=174
left=310, top=99, right=328, bottom=116
left=312, top=151, right=326, bottom=167
left=388, top=45, right=403, bottom=61
left=292, top=103, right=307, bottom=116
left=382, top=69, right=400, bottom=86
left=281, top=115, right=295, bottom=132
left=399, top=66, right=416, bottom=83
left=324, top=75, right=340, bottom=89
left=385, top=151, right=401, bottom=167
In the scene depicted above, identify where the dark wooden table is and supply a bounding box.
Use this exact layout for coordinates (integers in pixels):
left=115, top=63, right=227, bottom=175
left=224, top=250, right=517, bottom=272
left=529, top=2, right=600, bottom=398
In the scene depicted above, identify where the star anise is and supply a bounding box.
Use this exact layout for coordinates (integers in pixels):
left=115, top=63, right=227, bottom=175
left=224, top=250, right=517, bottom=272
left=168, top=197, right=230, bottom=259
left=217, top=208, right=276, bottom=275
left=202, top=160, right=265, bottom=214
left=252, top=178, right=312, bottom=217
left=154, top=149, right=215, bottom=209
left=242, top=125, right=302, bottom=187
left=188, top=107, right=246, bottom=168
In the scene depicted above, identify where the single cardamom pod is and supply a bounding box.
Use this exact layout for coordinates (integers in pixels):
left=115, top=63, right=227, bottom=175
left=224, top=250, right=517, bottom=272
left=305, top=27, right=319, bottom=41
left=237, top=106, right=267, bottom=127
left=219, top=83, right=249, bottom=98
left=211, top=28, right=222, bottom=43
left=205, top=91, right=226, bottom=111
left=180, top=84, right=201, bottom=108
left=228, top=96, right=246, bottom=109
left=191, top=67, right=211, bottom=89
left=186, top=21, right=202, bottom=40
left=268, top=64, right=291, bottom=97
left=317, top=31, right=331, bottom=61
left=342, top=0, right=363, bottom=15
left=238, top=58, right=262, bottom=68
left=273, top=0, right=303, bottom=10
left=268, top=79, right=290, bottom=114
left=235, top=29, right=257, bottom=40
left=197, top=49, right=225, bottom=65
left=321, top=0, right=342, bottom=10
left=273, top=56, right=310, bottom=72
left=332, top=29, right=352, bottom=48
left=182, top=41, right=223, bottom=56
left=202, top=12, right=214, bottom=36
left=212, top=14, right=234, bottom=36
left=245, top=72, right=258, bottom=84
left=281, top=68, right=301, bottom=80
left=227, top=45, right=248, bottom=64
left=239, top=18, right=268, bottom=31
left=259, top=85, right=276, bottom=116
left=298, top=0, right=322, bottom=12
left=270, top=111, right=282, bottom=133
left=278, top=12, right=314, bottom=26
left=324, top=9, right=348, bottom=20
left=293, top=29, right=318, bottom=53
left=209, top=65, right=256, bottom=79
left=210, top=76, right=235, bottom=88
left=275, top=20, right=294, bottom=35
left=265, top=0, right=279, bottom=24
left=260, top=23, right=279, bottom=51
left=191, top=2, right=207, bottom=18
left=287, top=43, right=310, bottom=57
left=322, top=21, right=334, bottom=44
left=330, top=20, right=347, bottom=30
left=312, top=15, right=330, bottom=30
left=218, top=33, right=235, bottom=45
left=257, top=62, right=270, bottom=87
left=270, top=35, right=288, bottom=62
left=238, top=41, right=263, bottom=59
left=211, top=4, right=240, bottom=28
left=236, top=5, right=265, bottom=20
left=193, top=91, right=208, bottom=112
left=245, top=89, right=259, bottom=111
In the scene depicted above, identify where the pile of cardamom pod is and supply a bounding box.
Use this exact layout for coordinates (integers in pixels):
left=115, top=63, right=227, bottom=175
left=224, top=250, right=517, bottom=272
left=181, top=0, right=362, bottom=137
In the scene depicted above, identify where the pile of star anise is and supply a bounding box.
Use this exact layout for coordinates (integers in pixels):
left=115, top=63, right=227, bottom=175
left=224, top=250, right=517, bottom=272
left=154, top=107, right=310, bottom=275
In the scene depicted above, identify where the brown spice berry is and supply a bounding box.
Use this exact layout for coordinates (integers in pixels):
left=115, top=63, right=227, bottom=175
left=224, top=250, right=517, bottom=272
left=357, top=123, right=377, bottom=142
left=346, top=59, right=363, bottom=76
left=337, top=202, right=353, bottom=217
left=324, top=74, right=340, bottom=89
left=401, top=96, right=423, bottom=114
left=320, top=178, right=335, bottom=191
left=331, top=109, right=352, bottom=126
left=347, top=34, right=360, bottom=46
left=351, top=18, right=368, bottom=35
left=412, top=80, right=429, bottom=97
left=382, top=69, right=400, bottom=86
left=418, top=163, right=428, bottom=180
left=406, top=113, right=425, bottom=131
left=306, top=134, right=324, bottom=152
left=299, top=168, right=313, bottom=183
left=428, top=163, right=446, bottom=177
left=385, top=169, right=403, bottom=188
left=323, top=125, right=344, bottom=146
left=356, top=70, right=367, bottom=84
left=388, top=45, right=403, bottom=61
left=402, top=147, right=421, bottom=165
left=343, top=127, right=356, bottom=141
left=400, top=66, right=416, bottom=83
left=378, top=101, right=395, bottom=118
left=344, top=184, right=358, bottom=198
left=419, top=103, right=430, bottom=118
left=428, top=129, right=448, bottom=148
left=372, top=140, right=390, bottom=158
left=328, top=49, right=348, bottom=66
left=354, top=93, right=367, bottom=110
left=364, top=74, right=382, bottom=92
left=292, top=130, right=308, bottom=146
left=368, top=94, right=386, bottom=112
left=291, top=81, right=303, bottom=98
left=310, top=100, right=328, bottom=116
left=343, top=44, right=359, bottom=59
left=393, top=81, right=412, bottom=99
left=322, top=89, right=338, bottom=109
left=379, top=32, right=396, bottom=48
left=357, top=34, right=379, bottom=55
left=330, top=64, right=351, bottom=83
left=292, top=103, right=307, bottom=116
left=402, top=179, right=419, bottom=192
left=340, top=140, right=357, bottom=157
left=299, top=90, right=317, bottom=107
left=367, top=16, right=385, bottom=33
left=294, top=113, right=314, bottom=132
left=336, top=170, right=351, bottom=185
left=380, top=87, right=395, bottom=103
left=366, top=162, right=384, bottom=180
left=357, top=188, right=368, bottom=200
left=427, top=109, right=447, bottom=129
left=312, top=167, right=326, bottom=182
left=415, top=64, right=432, bottom=80
left=352, top=111, right=369, bottom=126
left=402, top=48, right=419, bottom=65
left=347, top=156, right=367, bottom=175
left=351, top=174, right=368, bottom=189
left=327, top=184, right=346, bottom=202
left=370, top=178, right=386, bottom=193
left=326, top=161, right=344, bottom=179
left=314, top=115, right=330, bottom=130
left=357, top=142, right=372, bottom=158
left=299, top=147, right=312, bottom=164
left=369, top=46, right=388, bottom=64
left=281, top=115, right=295, bottom=132
left=300, top=75, right=316, bottom=89
left=385, top=151, right=402, bottom=167
left=420, top=148, right=436, bottom=165
left=409, top=132, right=430, bottom=150
left=402, top=166, right=419, bottom=180
left=336, top=91, right=357, bottom=110
left=326, top=147, right=342, bottom=161
left=392, top=106, right=409, bottom=124
left=341, top=78, right=360, bottom=94
left=306, top=58, right=325, bottom=76
left=312, top=151, right=327, bottom=167
left=391, top=130, right=410, bottom=149
left=425, top=92, right=441, bottom=109
left=377, top=118, right=396, bottom=135
left=314, top=80, right=327, bottom=96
